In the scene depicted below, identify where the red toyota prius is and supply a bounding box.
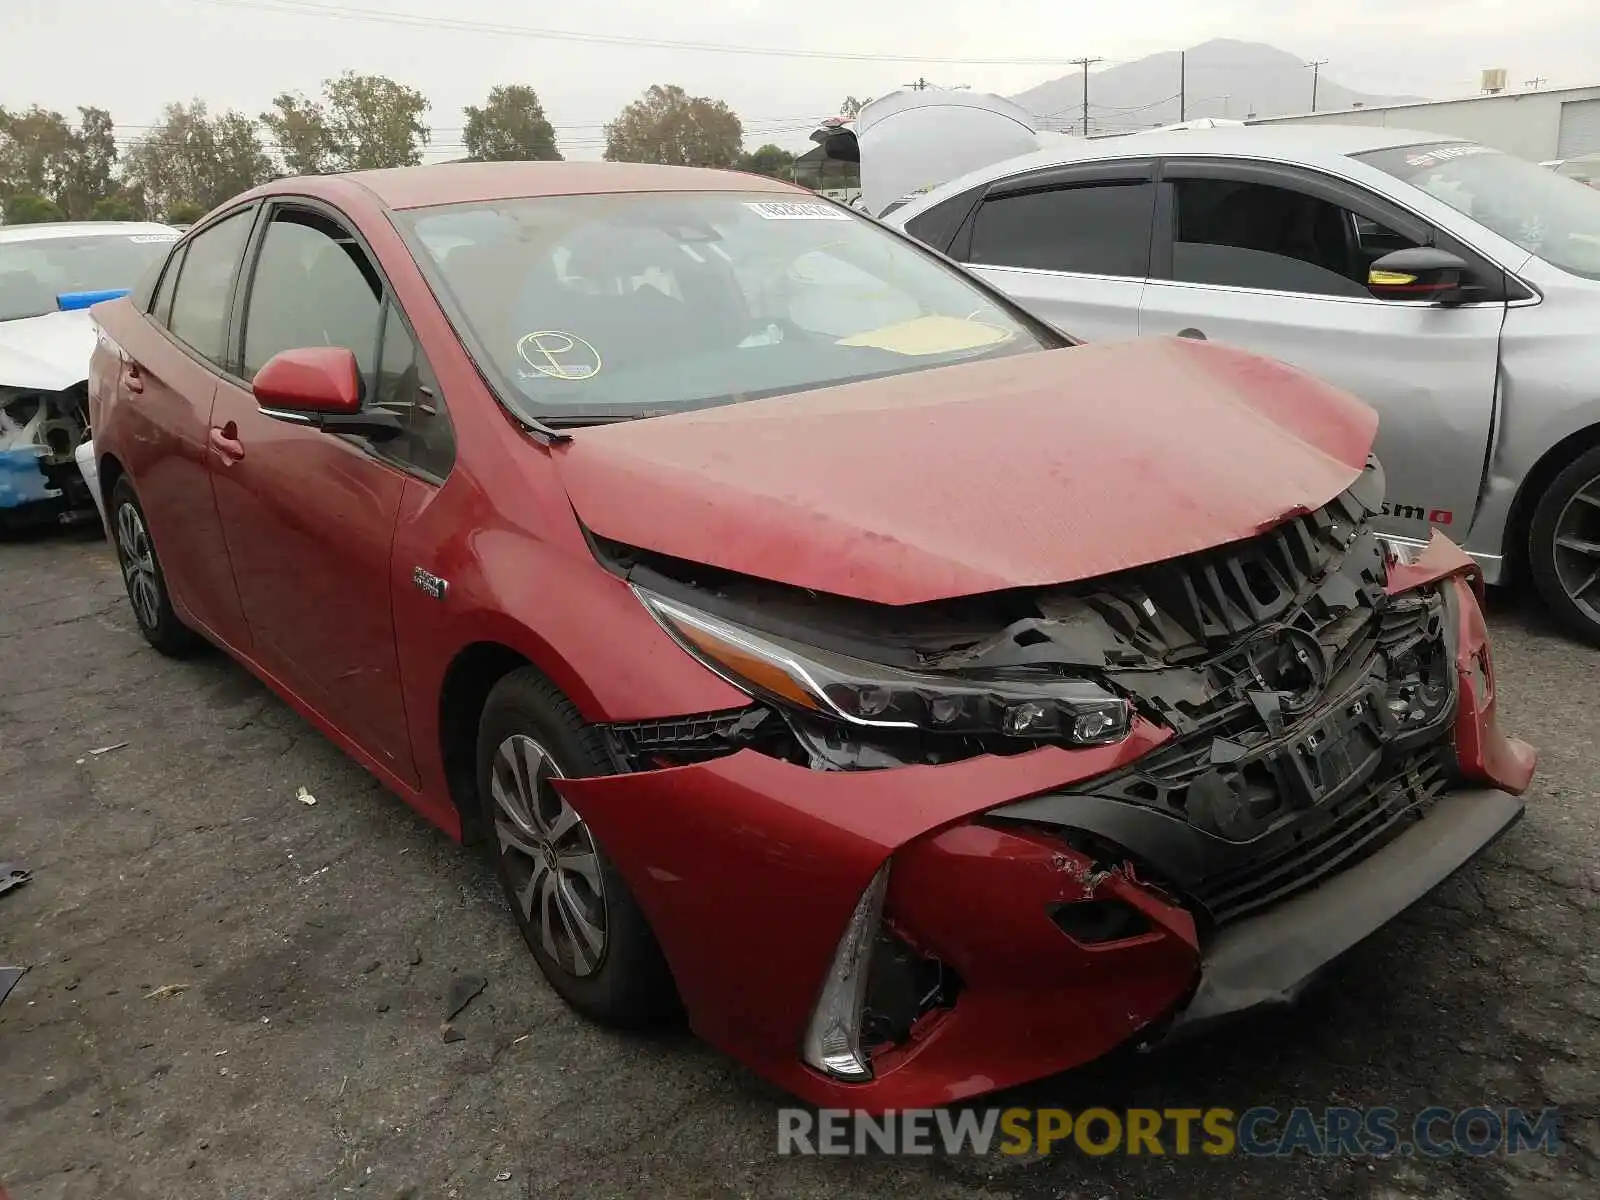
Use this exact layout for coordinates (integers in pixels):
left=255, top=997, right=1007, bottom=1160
left=87, top=162, right=1535, bottom=1109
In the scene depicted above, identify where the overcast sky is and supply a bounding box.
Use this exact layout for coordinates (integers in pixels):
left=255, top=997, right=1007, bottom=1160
left=4, top=0, right=1597, bottom=161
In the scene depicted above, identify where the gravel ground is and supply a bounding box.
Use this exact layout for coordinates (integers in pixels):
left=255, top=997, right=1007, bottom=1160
left=1, top=527, right=1597, bottom=1200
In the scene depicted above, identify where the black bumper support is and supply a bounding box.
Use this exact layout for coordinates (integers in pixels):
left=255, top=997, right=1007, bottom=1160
left=1167, top=786, right=1523, bottom=1034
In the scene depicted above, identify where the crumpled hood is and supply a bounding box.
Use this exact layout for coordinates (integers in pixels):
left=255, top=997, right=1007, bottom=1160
left=0, top=309, right=95, bottom=392
left=553, top=337, right=1379, bottom=605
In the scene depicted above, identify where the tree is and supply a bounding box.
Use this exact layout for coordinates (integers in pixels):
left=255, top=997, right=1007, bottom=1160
left=260, top=91, right=334, bottom=176
left=262, top=73, right=429, bottom=173
left=463, top=85, right=560, bottom=162
left=59, top=107, right=117, bottom=219
left=840, top=96, right=873, bottom=119
left=2, top=193, right=64, bottom=224
left=324, top=72, right=430, bottom=170
left=0, top=106, right=72, bottom=207
left=737, top=144, right=795, bottom=179
left=120, top=100, right=274, bottom=218
left=165, top=200, right=206, bottom=225
left=603, top=85, right=742, bottom=168
left=90, top=194, right=137, bottom=220
left=0, top=105, right=119, bottom=218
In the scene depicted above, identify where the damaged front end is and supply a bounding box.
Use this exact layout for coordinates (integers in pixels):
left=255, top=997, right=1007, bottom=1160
left=0, top=382, right=95, bottom=525
left=555, top=457, right=1534, bottom=1108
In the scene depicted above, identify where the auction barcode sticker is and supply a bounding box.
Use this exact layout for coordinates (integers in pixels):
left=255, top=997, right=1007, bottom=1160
left=744, top=201, right=850, bottom=221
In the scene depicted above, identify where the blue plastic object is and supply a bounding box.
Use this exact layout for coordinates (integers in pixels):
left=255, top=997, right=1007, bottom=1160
left=55, top=288, right=130, bottom=311
left=0, top=446, right=57, bottom=509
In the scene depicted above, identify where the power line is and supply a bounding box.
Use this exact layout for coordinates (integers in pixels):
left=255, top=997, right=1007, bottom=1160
left=186, top=0, right=1103, bottom=66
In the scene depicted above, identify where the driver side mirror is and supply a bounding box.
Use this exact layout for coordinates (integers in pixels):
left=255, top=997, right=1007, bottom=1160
left=251, top=346, right=402, bottom=441
left=1367, top=247, right=1470, bottom=304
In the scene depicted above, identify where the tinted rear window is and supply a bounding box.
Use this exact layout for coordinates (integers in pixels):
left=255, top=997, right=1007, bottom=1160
left=969, top=182, right=1154, bottom=276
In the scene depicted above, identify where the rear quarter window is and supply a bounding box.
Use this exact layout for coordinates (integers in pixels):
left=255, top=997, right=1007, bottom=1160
left=903, top=183, right=987, bottom=255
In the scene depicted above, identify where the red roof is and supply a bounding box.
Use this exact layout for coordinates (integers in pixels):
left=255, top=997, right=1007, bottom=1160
left=337, top=161, right=802, bottom=210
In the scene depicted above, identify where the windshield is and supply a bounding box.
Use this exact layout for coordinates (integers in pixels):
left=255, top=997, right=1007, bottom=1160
left=1357, top=141, right=1600, bottom=280
left=0, top=232, right=178, bottom=322
left=397, top=192, right=1052, bottom=422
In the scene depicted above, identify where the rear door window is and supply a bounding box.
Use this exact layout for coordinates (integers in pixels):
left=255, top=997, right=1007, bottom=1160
left=968, top=182, right=1155, bottom=277
left=166, top=211, right=254, bottom=365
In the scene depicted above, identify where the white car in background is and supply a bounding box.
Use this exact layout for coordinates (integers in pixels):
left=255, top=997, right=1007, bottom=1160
left=0, top=221, right=180, bottom=528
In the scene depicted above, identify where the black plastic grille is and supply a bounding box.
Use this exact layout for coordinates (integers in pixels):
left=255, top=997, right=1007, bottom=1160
left=1191, top=743, right=1454, bottom=925
left=1095, top=590, right=1444, bottom=818
left=1072, top=484, right=1379, bottom=665
left=606, top=708, right=764, bottom=768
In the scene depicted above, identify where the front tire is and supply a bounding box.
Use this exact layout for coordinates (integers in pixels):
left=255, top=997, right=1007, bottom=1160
left=108, top=477, right=205, bottom=657
left=1528, top=444, right=1600, bottom=648
left=475, top=667, right=677, bottom=1028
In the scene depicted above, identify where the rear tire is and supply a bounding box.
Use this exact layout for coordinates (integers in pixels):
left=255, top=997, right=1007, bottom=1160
left=1528, top=443, right=1600, bottom=647
left=108, top=477, right=206, bottom=657
left=475, top=666, right=678, bottom=1028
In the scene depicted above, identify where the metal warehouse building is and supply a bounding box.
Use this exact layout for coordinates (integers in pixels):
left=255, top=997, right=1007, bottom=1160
left=1249, top=83, right=1600, bottom=162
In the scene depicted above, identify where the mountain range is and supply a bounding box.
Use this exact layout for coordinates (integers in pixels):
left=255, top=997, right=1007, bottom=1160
left=1007, top=40, right=1428, bottom=134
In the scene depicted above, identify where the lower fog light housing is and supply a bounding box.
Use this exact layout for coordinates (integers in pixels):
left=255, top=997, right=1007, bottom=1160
left=1050, top=897, right=1154, bottom=945
left=802, top=863, right=890, bottom=1081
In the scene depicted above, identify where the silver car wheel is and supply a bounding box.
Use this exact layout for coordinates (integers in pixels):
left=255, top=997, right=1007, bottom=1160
left=1552, top=472, right=1600, bottom=625
left=115, top=501, right=161, bottom=631
left=490, top=734, right=608, bottom=978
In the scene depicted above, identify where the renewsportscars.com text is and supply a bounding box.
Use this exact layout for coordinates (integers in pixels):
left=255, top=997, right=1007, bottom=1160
left=777, top=1106, right=1564, bottom=1158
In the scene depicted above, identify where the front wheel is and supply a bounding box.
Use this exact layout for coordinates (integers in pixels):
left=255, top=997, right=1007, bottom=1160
left=475, top=666, right=678, bottom=1028
left=108, top=477, right=205, bottom=657
left=1528, top=443, right=1600, bottom=647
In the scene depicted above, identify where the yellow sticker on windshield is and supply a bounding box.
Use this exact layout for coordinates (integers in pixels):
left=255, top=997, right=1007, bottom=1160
left=517, top=331, right=602, bottom=381
left=835, top=314, right=1015, bottom=356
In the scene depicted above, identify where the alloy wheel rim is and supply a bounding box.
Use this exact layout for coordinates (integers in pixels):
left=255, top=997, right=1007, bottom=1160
left=490, top=734, right=608, bottom=977
left=115, top=502, right=161, bottom=631
left=1552, top=472, right=1600, bottom=626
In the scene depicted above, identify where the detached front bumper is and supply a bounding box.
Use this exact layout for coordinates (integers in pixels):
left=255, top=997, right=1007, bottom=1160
left=554, top=559, right=1535, bottom=1111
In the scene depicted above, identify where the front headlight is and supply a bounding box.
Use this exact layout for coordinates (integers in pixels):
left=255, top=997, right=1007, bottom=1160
left=636, top=588, right=1132, bottom=745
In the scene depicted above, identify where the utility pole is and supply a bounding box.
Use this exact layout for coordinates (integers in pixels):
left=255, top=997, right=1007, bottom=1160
left=1073, top=56, right=1103, bottom=136
left=1179, top=50, right=1186, bottom=121
left=1525, top=76, right=1548, bottom=89
left=1306, top=58, right=1329, bottom=111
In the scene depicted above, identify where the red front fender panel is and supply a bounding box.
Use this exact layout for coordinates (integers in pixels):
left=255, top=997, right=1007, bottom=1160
left=1386, top=532, right=1536, bottom=794
left=553, top=727, right=1202, bottom=1108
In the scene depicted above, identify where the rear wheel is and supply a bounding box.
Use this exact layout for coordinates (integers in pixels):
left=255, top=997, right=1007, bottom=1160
left=475, top=667, right=677, bottom=1028
left=1528, top=444, right=1600, bottom=647
left=109, top=477, right=205, bottom=657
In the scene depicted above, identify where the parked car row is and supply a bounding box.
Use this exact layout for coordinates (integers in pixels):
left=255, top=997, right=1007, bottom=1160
left=61, top=152, right=1537, bottom=1111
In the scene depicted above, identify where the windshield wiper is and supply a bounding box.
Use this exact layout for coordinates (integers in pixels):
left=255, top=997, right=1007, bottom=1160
left=534, top=411, right=659, bottom=429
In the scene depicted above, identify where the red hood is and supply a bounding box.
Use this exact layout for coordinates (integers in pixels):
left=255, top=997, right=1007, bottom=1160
left=553, top=338, right=1378, bottom=605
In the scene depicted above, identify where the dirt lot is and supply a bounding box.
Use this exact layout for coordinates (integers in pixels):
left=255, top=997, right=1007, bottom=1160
left=2, top=527, right=1598, bottom=1200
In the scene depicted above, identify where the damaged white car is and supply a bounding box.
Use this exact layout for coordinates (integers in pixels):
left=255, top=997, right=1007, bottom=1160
left=0, top=221, right=179, bottom=528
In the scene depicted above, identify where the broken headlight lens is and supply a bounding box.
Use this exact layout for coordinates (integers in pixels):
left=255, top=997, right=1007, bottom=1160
left=1376, top=535, right=1421, bottom=567
left=636, top=588, right=1132, bottom=744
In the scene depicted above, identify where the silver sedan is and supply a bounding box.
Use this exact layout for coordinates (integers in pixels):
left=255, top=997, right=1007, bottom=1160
left=885, top=126, right=1600, bottom=645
